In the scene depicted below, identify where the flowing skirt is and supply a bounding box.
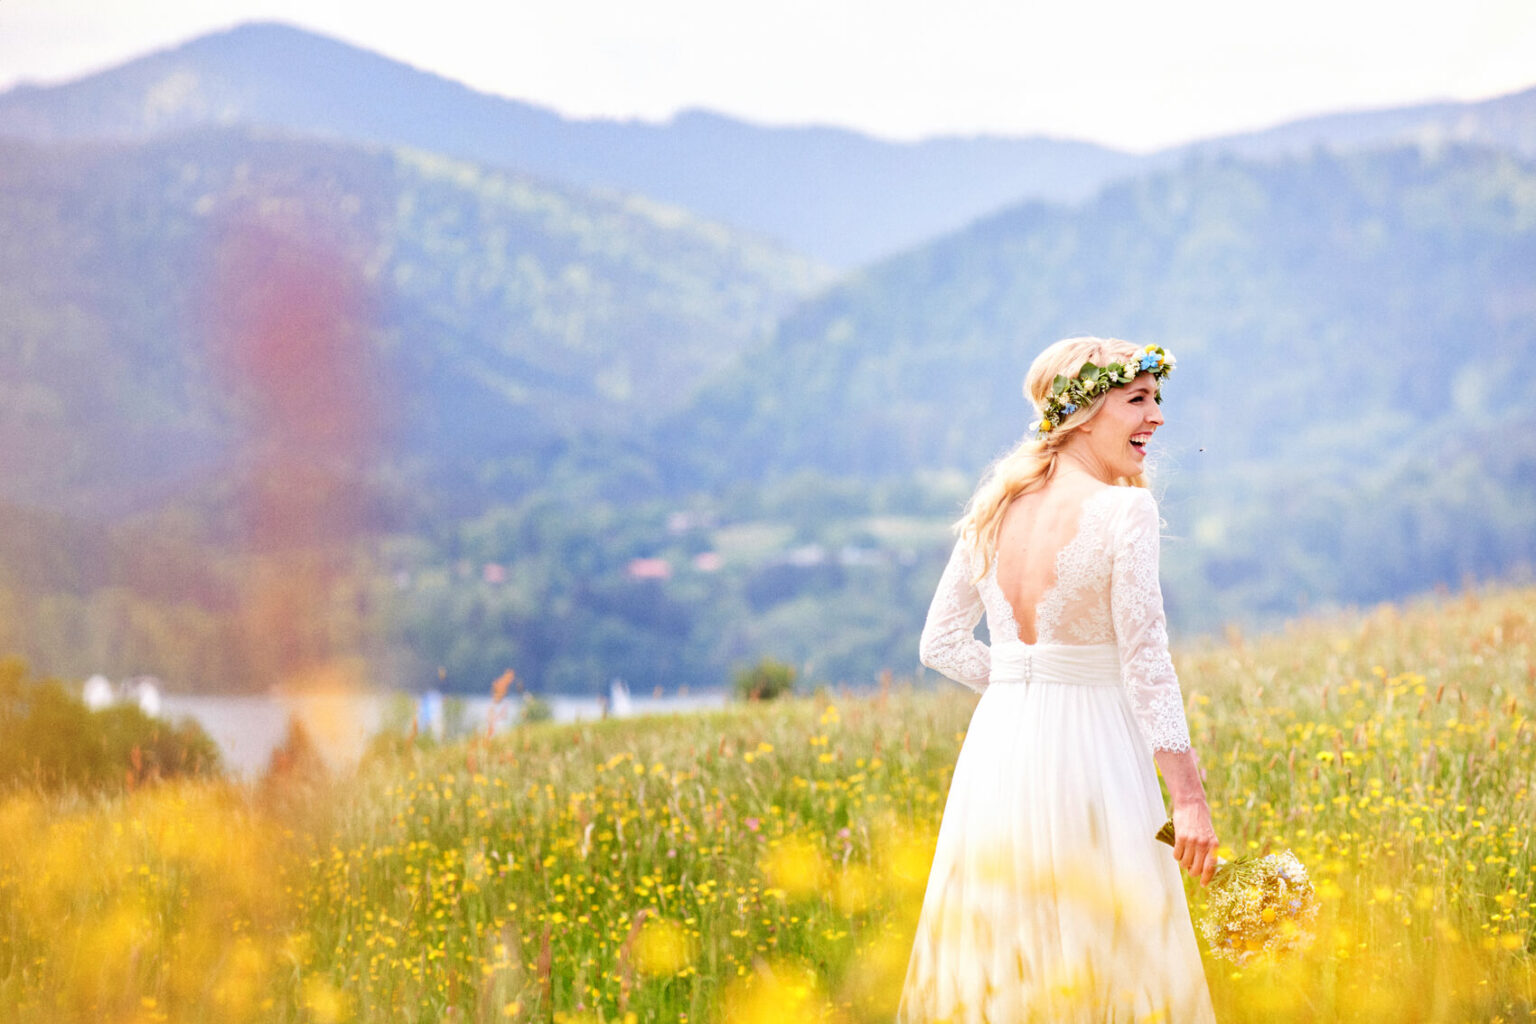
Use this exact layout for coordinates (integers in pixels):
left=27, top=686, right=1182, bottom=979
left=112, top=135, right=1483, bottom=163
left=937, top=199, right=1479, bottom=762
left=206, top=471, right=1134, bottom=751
left=897, top=643, right=1216, bottom=1023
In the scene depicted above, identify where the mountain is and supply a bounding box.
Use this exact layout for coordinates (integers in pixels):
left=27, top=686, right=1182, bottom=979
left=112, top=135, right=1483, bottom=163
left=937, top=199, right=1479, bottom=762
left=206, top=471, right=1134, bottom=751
left=1173, top=87, right=1536, bottom=162
left=0, top=22, right=1142, bottom=267
left=0, top=128, right=826, bottom=518
left=675, top=144, right=1536, bottom=478
left=4, top=24, right=1536, bottom=690
left=4, top=23, right=1534, bottom=269
left=664, top=144, right=1536, bottom=624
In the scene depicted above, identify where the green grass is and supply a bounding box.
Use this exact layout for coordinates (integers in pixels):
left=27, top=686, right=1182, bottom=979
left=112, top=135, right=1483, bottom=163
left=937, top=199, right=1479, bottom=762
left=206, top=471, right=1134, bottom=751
left=1, top=586, right=1534, bottom=1022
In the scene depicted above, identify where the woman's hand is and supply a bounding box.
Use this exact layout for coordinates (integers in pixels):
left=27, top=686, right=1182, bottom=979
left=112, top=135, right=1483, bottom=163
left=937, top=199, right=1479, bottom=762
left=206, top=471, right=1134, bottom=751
left=1171, top=800, right=1219, bottom=886
left=1153, top=746, right=1218, bottom=886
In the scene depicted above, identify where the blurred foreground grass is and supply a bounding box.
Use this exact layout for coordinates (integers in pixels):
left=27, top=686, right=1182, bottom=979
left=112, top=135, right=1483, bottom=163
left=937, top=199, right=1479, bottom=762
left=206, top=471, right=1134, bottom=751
left=1, top=586, right=1533, bottom=1022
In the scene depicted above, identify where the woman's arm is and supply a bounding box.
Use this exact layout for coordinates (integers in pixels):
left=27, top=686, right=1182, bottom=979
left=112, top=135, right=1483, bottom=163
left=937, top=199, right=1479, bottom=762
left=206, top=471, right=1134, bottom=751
left=918, top=539, right=991, bottom=693
left=1109, top=489, right=1193, bottom=752
left=1110, top=489, right=1218, bottom=884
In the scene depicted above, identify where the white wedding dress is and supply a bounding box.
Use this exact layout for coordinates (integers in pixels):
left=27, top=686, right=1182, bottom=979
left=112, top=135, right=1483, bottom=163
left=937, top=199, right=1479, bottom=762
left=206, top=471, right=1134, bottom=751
left=898, top=485, right=1216, bottom=1023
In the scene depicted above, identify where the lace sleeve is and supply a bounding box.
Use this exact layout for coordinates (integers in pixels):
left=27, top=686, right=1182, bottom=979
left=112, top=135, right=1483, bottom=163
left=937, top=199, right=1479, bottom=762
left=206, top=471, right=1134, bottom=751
left=918, top=539, right=990, bottom=694
left=1110, top=490, right=1192, bottom=752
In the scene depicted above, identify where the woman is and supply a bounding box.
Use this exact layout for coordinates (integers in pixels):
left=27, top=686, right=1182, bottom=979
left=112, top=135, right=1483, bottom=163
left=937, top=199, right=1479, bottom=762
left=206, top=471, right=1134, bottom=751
left=897, top=336, right=1218, bottom=1023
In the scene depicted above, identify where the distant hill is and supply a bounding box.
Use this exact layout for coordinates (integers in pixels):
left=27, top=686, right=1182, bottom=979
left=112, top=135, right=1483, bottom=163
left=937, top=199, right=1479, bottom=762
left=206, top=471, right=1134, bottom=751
left=0, top=21, right=1142, bottom=267
left=674, top=144, right=1536, bottom=477
left=3, top=23, right=1533, bottom=268
left=1174, top=87, right=1536, bottom=162
left=0, top=129, right=825, bottom=517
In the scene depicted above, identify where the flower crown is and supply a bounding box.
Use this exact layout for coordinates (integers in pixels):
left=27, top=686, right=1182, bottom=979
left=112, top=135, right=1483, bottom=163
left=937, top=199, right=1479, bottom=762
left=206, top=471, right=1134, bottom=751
left=1030, top=344, right=1175, bottom=434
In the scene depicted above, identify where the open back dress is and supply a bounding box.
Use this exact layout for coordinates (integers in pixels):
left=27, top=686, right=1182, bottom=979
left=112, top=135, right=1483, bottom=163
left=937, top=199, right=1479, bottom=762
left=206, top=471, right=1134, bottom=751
left=897, top=484, right=1216, bottom=1023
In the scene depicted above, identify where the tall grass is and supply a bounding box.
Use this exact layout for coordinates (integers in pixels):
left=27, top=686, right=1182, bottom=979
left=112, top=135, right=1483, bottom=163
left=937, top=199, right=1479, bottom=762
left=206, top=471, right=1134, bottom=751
left=1, top=586, right=1532, bottom=1021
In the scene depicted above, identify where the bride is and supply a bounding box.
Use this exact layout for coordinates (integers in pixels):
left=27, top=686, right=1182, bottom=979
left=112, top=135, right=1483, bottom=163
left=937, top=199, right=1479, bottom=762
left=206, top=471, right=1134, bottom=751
left=897, top=337, right=1219, bottom=1023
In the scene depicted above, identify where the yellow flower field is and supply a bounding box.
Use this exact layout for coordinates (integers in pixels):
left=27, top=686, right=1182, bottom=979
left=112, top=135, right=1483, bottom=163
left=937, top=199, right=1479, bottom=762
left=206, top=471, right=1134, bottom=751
left=1, top=586, right=1532, bottom=1022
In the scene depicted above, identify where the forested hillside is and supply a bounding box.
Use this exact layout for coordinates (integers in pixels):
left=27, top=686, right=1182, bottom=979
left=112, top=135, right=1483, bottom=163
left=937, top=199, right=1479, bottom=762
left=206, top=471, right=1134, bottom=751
left=363, top=145, right=1536, bottom=691
left=5, top=139, right=1535, bottom=692
left=674, top=145, right=1536, bottom=480
left=662, top=144, right=1536, bottom=625
left=0, top=129, right=825, bottom=518
left=2, top=26, right=1534, bottom=695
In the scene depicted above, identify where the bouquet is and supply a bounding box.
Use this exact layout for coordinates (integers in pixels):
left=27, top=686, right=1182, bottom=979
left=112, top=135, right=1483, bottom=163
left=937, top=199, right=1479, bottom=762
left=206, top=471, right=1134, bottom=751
left=1155, top=820, right=1319, bottom=965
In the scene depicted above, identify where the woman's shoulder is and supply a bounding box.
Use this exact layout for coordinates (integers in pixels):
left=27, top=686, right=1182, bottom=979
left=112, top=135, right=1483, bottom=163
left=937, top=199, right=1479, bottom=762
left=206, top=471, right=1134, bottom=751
left=1087, top=485, right=1159, bottom=537
left=1084, top=483, right=1156, bottom=512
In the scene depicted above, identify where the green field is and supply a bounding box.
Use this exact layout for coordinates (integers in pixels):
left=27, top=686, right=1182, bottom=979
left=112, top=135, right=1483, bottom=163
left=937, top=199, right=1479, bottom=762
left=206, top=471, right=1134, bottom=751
left=2, top=587, right=1534, bottom=1022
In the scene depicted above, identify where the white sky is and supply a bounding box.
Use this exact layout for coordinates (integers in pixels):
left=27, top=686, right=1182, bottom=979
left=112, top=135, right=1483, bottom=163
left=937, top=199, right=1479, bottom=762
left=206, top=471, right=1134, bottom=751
left=1, top=0, right=1534, bottom=152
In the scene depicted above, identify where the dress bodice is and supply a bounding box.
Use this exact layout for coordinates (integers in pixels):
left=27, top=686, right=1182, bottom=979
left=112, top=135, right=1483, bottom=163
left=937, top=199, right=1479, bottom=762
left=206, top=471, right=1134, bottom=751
left=974, top=487, right=1122, bottom=646
left=918, top=486, right=1193, bottom=752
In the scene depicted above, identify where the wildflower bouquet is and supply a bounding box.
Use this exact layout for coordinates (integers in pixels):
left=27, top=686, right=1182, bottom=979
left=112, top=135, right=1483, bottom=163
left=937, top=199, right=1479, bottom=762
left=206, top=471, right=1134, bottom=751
left=1155, top=820, right=1319, bottom=965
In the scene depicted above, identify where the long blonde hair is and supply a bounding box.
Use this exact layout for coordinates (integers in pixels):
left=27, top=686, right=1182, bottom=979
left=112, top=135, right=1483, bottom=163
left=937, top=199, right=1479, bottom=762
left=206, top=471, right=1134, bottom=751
left=957, top=336, right=1151, bottom=572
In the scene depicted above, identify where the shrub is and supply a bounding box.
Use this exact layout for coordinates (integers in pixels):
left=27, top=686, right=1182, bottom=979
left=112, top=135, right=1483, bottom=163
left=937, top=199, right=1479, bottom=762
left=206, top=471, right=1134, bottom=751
left=517, top=693, right=553, bottom=724
left=0, top=656, right=220, bottom=791
left=732, top=657, right=797, bottom=702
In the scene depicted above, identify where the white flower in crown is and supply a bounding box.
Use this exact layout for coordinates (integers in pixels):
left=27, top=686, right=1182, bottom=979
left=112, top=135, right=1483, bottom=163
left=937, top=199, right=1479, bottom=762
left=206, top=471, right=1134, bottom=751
left=1034, top=346, right=1176, bottom=436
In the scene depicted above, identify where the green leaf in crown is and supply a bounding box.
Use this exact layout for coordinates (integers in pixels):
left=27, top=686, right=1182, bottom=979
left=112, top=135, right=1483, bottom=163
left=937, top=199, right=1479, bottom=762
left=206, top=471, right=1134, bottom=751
left=1031, top=344, right=1176, bottom=435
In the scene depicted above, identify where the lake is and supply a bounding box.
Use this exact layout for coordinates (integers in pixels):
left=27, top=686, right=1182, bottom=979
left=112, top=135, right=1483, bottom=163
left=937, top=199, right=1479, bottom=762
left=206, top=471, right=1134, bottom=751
left=159, top=689, right=730, bottom=777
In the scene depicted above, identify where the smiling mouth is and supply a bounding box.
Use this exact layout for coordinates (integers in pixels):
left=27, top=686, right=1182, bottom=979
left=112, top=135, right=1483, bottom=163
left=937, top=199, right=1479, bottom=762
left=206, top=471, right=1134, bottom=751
left=1130, top=433, right=1152, bottom=452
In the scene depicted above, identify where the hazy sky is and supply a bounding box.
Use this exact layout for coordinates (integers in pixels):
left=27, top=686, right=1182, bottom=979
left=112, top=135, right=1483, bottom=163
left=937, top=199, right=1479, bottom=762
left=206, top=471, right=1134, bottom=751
left=3, top=0, right=1534, bottom=151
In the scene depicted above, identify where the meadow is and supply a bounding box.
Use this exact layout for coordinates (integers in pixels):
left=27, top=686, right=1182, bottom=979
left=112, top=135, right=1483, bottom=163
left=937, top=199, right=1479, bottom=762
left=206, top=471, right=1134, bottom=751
left=1, top=585, right=1533, bottom=1022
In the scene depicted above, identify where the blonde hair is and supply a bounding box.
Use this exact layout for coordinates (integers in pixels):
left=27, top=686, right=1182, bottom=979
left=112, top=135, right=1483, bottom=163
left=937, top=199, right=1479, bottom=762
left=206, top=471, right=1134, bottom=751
left=957, top=336, right=1151, bottom=573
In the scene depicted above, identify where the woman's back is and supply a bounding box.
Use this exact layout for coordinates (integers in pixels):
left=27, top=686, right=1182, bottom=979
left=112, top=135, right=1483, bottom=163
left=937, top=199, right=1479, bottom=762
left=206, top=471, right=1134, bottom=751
left=990, top=472, right=1113, bottom=644
left=969, top=473, right=1154, bottom=649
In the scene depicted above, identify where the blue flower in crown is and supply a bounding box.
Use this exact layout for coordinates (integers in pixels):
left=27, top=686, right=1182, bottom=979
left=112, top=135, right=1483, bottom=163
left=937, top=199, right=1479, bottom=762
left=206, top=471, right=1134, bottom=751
left=1033, top=344, right=1176, bottom=437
